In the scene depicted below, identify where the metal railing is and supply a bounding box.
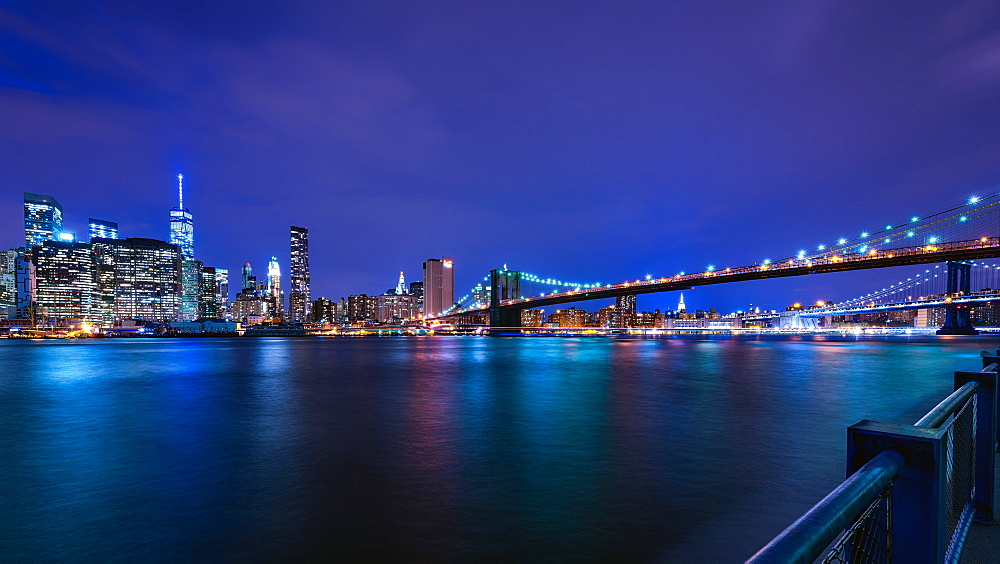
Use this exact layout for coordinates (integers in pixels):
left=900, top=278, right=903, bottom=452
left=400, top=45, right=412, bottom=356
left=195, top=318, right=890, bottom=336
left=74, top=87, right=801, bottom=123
left=747, top=357, right=999, bottom=564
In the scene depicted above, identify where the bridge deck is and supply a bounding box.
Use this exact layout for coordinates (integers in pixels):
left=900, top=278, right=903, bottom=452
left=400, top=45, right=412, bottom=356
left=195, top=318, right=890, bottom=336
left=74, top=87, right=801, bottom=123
left=436, top=238, right=1000, bottom=319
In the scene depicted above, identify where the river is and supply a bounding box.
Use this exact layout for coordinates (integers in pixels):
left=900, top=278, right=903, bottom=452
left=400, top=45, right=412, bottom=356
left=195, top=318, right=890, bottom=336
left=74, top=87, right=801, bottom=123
left=0, top=335, right=994, bottom=561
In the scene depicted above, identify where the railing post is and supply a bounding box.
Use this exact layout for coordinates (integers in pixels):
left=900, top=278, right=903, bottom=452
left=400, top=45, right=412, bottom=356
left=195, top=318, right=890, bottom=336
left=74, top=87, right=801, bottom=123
left=848, top=421, right=947, bottom=563
left=956, top=368, right=997, bottom=523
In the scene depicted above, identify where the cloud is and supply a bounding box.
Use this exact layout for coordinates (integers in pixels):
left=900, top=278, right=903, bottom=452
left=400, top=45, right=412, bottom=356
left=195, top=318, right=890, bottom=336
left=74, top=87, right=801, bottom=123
left=195, top=40, right=447, bottom=165
left=933, top=31, right=1000, bottom=91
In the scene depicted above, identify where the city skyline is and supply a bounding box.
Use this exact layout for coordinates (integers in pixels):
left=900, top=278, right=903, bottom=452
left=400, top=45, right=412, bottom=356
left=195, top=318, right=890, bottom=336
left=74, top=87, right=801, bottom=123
left=6, top=3, right=1000, bottom=312
left=7, top=180, right=1000, bottom=322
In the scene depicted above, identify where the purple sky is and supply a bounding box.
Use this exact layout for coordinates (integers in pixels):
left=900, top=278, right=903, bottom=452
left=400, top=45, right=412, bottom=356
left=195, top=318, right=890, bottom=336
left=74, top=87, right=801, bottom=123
left=4, top=1, right=1000, bottom=313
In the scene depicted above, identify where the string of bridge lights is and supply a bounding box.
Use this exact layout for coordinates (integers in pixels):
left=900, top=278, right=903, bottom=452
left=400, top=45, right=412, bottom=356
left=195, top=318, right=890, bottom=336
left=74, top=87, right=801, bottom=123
left=441, top=194, right=1000, bottom=315
left=676, top=193, right=1000, bottom=280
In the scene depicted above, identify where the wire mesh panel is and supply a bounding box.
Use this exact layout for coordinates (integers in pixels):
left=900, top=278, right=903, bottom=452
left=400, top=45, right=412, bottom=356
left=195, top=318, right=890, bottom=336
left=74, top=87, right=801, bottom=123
left=944, top=394, right=977, bottom=548
left=823, top=482, right=893, bottom=564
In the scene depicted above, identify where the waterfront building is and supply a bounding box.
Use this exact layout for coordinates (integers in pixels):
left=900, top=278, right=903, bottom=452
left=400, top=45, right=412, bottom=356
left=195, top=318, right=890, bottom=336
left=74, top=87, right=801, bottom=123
left=88, top=219, right=119, bottom=241
left=15, top=252, right=35, bottom=321
left=0, top=249, right=19, bottom=318
left=378, top=293, right=420, bottom=323
left=180, top=259, right=203, bottom=321
left=231, top=295, right=267, bottom=325
left=422, top=257, right=454, bottom=316
left=199, top=266, right=219, bottom=319
left=26, top=241, right=97, bottom=325
left=337, top=297, right=348, bottom=324
left=266, top=255, right=284, bottom=321
left=168, top=174, right=194, bottom=260
left=289, top=226, right=310, bottom=323
left=635, top=310, right=666, bottom=328
left=24, top=192, right=64, bottom=249
left=215, top=268, right=230, bottom=319
left=310, top=297, right=334, bottom=323
left=347, top=294, right=379, bottom=323
left=93, top=261, right=115, bottom=328
left=409, top=281, right=424, bottom=313
left=613, top=295, right=637, bottom=328
left=549, top=307, right=589, bottom=327
left=521, top=308, right=544, bottom=327
left=92, top=237, right=182, bottom=324
left=376, top=272, right=420, bottom=323
left=472, top=283, right=490, bottom=309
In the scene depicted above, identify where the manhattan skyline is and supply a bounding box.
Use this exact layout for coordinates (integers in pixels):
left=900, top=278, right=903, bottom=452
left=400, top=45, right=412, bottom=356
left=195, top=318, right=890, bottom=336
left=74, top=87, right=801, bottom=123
left=4, top=2, right=1000, bottom=312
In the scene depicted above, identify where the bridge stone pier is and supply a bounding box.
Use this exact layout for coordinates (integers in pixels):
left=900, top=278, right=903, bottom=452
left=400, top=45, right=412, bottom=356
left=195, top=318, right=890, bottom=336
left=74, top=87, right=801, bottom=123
left=489, top=269, right=523, bottom=329
left=938, top=261, right=979, bottom=335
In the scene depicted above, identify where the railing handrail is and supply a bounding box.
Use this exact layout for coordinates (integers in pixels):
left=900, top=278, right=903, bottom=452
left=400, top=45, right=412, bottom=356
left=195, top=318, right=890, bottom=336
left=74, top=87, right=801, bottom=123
left=745, top=449, right=904, bottom=564
left=914, top=381, right=979, bottom=428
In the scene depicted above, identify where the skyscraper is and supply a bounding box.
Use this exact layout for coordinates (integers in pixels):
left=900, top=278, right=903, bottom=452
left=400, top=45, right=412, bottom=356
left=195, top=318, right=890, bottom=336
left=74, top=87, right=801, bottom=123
left=199, top=266, right=218, bottom=319
left=242, top=263, right=254, bottom=292
left=422, top=257, right=454, bottom=316
left=180, top=259, right=203, bottom=321
left=289, top=226, right=310, bottom=323
left=395, top=271, right=406, bottom=295
left=0, top=249, right=19, bottom=318
left=168, top=174, right=194, bottom=260
left=30, top=240, right=98, bottom=324
left=215, top=268, right=229, bottom=319
left=614, top=295, right=637, bottom=328
left=267, top=254, right=284, bottom=320
left=92, top=238, right=183, bottom=324
left=88, top=219, right=119, bottom=241
left=24, top=192, right=64, bottom=248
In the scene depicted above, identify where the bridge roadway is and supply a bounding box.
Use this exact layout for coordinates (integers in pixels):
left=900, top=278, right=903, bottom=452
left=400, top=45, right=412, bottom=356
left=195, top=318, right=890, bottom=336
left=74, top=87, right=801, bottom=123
left=435, top=237, right=1000, bottom=319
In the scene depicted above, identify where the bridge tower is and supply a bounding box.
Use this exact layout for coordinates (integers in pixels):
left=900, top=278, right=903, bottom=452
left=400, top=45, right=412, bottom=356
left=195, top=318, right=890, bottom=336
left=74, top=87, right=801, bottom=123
left=489, top=269, right=522, bottom=329
left=937, top=261, right=979, bottom=335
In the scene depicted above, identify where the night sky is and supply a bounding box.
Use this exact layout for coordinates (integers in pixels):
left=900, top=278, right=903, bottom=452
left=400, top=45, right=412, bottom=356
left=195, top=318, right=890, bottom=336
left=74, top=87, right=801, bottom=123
left=4, top=1, right=1000, bottom=313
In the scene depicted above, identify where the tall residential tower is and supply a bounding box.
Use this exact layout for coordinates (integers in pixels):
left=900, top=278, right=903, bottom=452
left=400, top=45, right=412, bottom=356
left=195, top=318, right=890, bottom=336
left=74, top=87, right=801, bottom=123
left=289, top=226, right=310, bottom=323
left=267, top=254, right=284, bottom=320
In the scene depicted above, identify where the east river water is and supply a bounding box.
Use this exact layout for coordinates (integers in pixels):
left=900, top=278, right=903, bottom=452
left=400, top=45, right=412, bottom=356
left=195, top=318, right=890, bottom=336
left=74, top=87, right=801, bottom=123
left=0, top=335, right=996, bottom=561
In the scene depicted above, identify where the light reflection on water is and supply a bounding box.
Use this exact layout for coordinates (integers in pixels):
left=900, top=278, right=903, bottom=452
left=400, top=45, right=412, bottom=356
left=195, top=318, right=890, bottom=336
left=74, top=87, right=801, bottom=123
left=0, top=335, right=996, bottom=561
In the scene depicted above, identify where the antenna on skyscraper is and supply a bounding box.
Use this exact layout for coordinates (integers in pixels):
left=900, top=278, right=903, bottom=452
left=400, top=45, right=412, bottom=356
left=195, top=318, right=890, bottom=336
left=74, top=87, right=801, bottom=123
left=177, top=174, right=184, bottom=209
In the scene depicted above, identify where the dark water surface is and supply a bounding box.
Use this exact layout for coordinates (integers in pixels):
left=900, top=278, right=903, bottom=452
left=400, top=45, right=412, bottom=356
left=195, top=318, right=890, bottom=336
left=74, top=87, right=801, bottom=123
left=1, top=335, right=996, bottom=561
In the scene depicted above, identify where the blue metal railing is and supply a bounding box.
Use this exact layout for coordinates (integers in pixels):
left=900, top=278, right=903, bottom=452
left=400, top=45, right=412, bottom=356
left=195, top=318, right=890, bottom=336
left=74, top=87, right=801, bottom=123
left=747, top=357, right=999, bottom=564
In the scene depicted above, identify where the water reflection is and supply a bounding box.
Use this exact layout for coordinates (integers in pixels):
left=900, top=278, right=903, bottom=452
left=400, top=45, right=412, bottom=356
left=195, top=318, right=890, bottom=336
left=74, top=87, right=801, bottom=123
left=0, top=335, right=996, bottom=560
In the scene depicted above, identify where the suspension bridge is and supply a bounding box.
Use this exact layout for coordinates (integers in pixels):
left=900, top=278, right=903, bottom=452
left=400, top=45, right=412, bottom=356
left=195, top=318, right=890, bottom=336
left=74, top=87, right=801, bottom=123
left=430, top=193, right=1000, bottom=333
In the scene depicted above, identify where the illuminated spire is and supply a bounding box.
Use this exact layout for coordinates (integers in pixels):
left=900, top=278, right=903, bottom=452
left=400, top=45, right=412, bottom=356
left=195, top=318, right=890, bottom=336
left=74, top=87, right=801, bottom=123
left=177, top=174, right=184, bottom=209
left=396, top=271, right=406, bottom=294
left=678, top=292, right=686, bottom=312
